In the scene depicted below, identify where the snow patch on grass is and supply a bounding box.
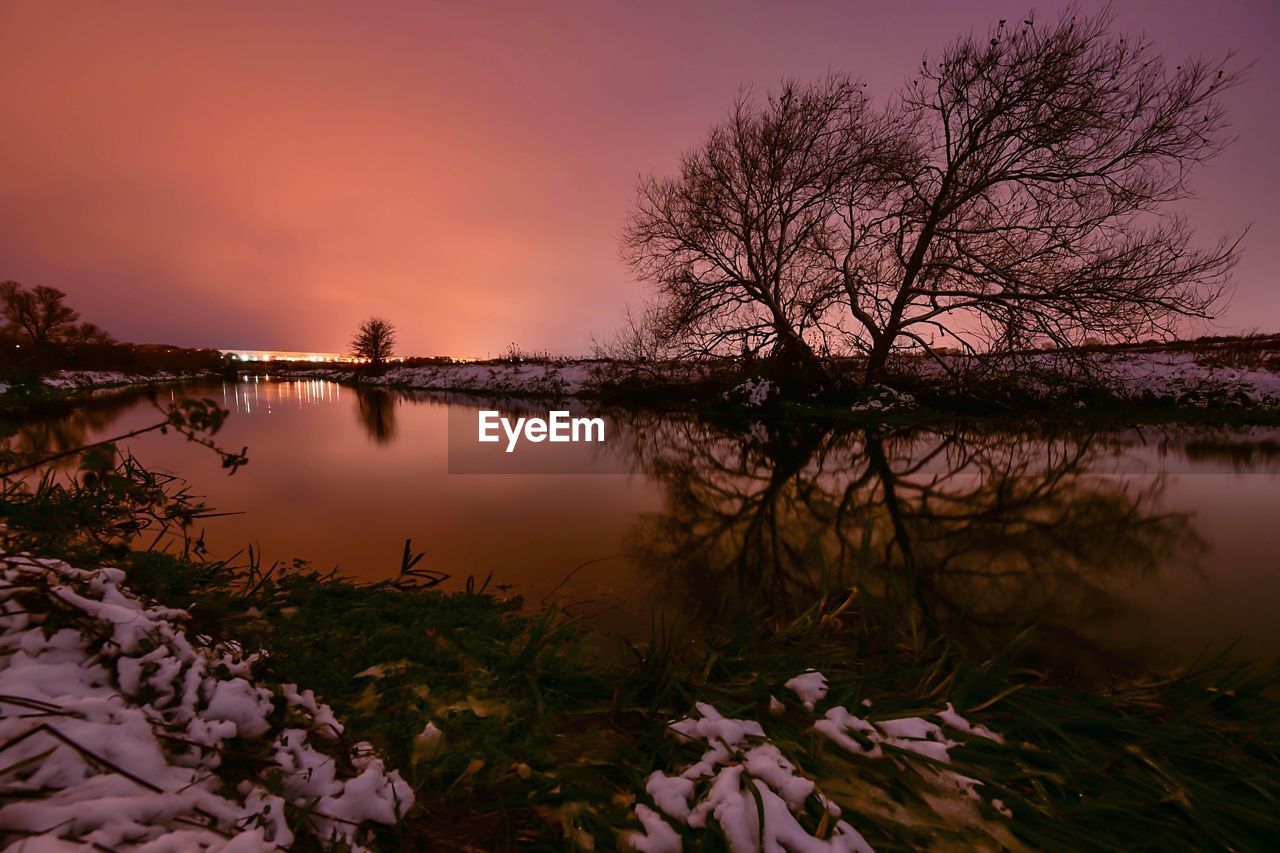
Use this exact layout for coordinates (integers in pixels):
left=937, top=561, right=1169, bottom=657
left=849, top=386, right=917, bottom=413
left=0, top=553, right=412, bottom=850
left=317, top=344, right=1280, bottom=409
left=909, top=348, right=1280, bottom=407
left=629, top=702, right=873, bottom=853
left=815, top=707, right=954, bottom=764
left=629, top=672, right=1013, bottom=852
left=723, top=377, right=777, bottom=407
left=784, top=670, right=828, bottom=711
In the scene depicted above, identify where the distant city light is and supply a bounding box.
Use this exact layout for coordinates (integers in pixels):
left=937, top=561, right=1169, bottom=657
left=216, top=349, right=392, bottom=364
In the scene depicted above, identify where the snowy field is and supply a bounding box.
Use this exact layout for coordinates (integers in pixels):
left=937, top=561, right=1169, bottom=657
left=907, top=348, right=1280, bottom=407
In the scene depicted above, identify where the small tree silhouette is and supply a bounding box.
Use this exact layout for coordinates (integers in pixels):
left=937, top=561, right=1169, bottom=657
left=351, top=317, right=397, bottom=367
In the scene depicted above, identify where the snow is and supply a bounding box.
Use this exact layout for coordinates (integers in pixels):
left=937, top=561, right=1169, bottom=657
left=412, top=721, right=445, bottom=763
left=38, top=371, right=189, bottom=392
left=1101, top=351, right=1280, bottom=404
left=936, top=703, right=1004, bottom=744
left=306, top=343, right=1280, bottom=409
left=630, top=703, right=872, bottom=853
left=908, top=347, right=1280, bottom=406
left=0, top=552, right=413, bottom=850
left=850, top=386, right=916, bottom=413
left=815, top=706, right=963, bottom=764
left=724, top=377, right=777, bottom=407
left=345, top=361, right=609, bottom=396
left=784, top=670, right=828, bottom=710
left=632, top=803, right=684, bottom=853
left=629, top=672, right=1013, bottom=852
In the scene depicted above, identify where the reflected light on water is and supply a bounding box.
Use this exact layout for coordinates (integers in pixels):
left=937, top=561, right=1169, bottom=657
left=224, top=377, right=343, bottom=415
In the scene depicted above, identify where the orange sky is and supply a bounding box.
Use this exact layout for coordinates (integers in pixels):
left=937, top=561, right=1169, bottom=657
left=1, top=0, right=1276, bottom=356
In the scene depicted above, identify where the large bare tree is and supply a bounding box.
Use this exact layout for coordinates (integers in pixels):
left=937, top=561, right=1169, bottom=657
left=623, top=9, right=1243, bottom=386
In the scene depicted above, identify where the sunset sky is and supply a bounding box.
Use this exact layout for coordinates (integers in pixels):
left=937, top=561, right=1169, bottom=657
left=2, top=0, right=1276, bottom=357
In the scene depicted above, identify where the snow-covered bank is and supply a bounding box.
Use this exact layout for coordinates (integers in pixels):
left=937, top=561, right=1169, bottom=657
left=905, top=342, right=1280, bottom=407
left=1099, top=351, right=1280, bottom=405
left=0, top=553, right=412, bottom=850
left=0, top=370, right=205, bottom=399
left=318, top=339, right=1280, bottom=408
left=359, top=360, right=606, bottom=395
left=325, top=358, right=721, bottom=397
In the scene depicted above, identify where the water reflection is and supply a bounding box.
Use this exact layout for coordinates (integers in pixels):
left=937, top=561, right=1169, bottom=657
left=615, top=416, right=1205, bottom=671
left=222, top=376, right=344, bottom=414
left=9, top=379, right=1279, bottom=671
left=1, top=393, right=140, bottom=461
left=355, top=388, right=397, bottom=444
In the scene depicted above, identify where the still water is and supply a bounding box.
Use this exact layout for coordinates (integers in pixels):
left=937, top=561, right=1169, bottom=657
left=16, top=377, right=1280, bottom=673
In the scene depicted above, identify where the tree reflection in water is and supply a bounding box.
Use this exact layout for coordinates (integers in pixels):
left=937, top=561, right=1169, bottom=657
left=355, top=387, right=398, bottom=444
left=617, top=415, right=1204, bottom=672
left=7, top=385, right=1220, bottom=673
left=2, top=392, right=146, bottom=468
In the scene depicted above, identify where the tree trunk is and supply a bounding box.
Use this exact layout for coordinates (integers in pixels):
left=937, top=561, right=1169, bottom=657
left=863, top=336, right=893, bottom=386
left=767, top=330, right=833, bottom=391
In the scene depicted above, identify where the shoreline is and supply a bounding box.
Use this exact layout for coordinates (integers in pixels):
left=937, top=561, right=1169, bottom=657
left=0, top=369, right=218, bottom=416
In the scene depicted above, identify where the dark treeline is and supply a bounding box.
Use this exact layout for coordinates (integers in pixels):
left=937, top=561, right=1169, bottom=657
left=1, top=280, right=224, bottom=375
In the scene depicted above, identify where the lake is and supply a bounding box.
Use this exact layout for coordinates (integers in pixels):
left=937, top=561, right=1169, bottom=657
left=18, top=376, right=1280, bottom=674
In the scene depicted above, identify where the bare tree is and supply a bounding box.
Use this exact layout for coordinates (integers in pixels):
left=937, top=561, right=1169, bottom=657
left=623, top=9, right=1243, bottom=387
left=621, top=76, right=894, bottom=385
left=351, top=316, right=397, bottom=366
left=1, top=281, right=84, bottom=346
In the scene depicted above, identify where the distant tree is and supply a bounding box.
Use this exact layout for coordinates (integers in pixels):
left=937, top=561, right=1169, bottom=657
left=1, top=281, right=88, bottom=347
left=623, top=9, right=1243, bottom=386
left=351, top=317, right=397, bottom=366
left=64, top=321, right=115, bottom=346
